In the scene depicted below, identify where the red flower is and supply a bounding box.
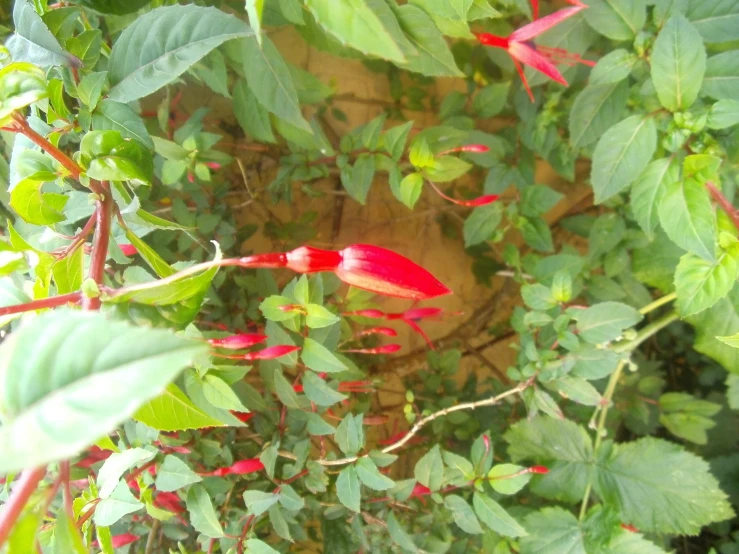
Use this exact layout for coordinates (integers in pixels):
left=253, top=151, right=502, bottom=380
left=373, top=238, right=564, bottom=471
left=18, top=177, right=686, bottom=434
left=428, top=180, right=499, bottom=207
left=342, top=344, right=402, bottom=354
left=528, top=465, right=549, bottom=474
left=437, top=144, right=490, bottom=155
left=238, top=245, right=451, bottom=300
left=75, top=445, right=113, bottom=468
left=154, top=492, right=185, bottom=513
left=201, top=458, right=264, bottom=477
left=208, top=333, right=267, bottom=350
left=231, top=411, right=255, bottom=423
left=91, top=534, right=139, bottom=549
left=242, top=345, right=299, bottom=360
left=476, top=1, right=594, bottom=101
left=357, top=326, right=398, bottom=337
left=530, top=0, right=539, bottom=19
left=119, top=243, right=138, bottom=257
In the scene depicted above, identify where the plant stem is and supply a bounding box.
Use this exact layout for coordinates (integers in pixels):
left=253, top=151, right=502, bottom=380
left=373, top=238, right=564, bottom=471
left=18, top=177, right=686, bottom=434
left=0, top=292, right=83, bottom=317
left=578, top=310, right=678, bottom=521
left=82, top=187, right=113, bottom=311
left=59, top=462, right=74, bottom=519
left=0, top=467, right=46, bottom=548
left=11, top=114, right=82, bottom=180
left=706, top=181, right=739, bottom=232
left=144, top=519, right=160, bottom=554
left=639, top=292, right=676, bottom=315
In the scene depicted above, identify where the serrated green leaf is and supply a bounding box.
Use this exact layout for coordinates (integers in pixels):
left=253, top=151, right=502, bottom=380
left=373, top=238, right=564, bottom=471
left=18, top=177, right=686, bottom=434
left=675, top=250, right=739, bottom=317
left=570, top=81, right=629, bottom=149
left=355, top=457, right=395, bottom=491
left=233, top=79, right=276, bottom=143
left=7, top=0, right=79, bottom=67
left=134, top=383, right=223, bottom=431
left=92, top=100, right=154, bottom=149
left=701, top=51, right=739, bottom=101
left=589, top=49, right=636, bottom=85
left=94, top=481, right=143, bottom=527
left=687, top=0, right=739, bottom=43
left=519, top=507, right=585, bottom=554
left=631, top=157, right=679, bottom=238
left=335, top=413, right=364, bottom=456
left=302, top=371, right=347, bottom=407
left=341, top=153, right=375, bottom=204
left=399, top=172, right=423, bottom=209
left=658, top=177, right=717, bottom=262
left=577, top=301, right=643, bottom=343
left=463, top=203, right=502, bottom=247
left=472, top=492, right=527, bottom=537
left=155, top=455, right=202, bottom=492
left=301, top=337, right=347, bottom=373
left=97, top=447, right=155, bottom=498
left=203, top=374, right=247, bottom=411
left=336, top=465, right=361, bottom=512
left=387, top=511, right=418, bottom=552
left=584, top=0, right=645, bottom=41
left=445, top=494, right=484, bottom=534
left=305, top=304, right=340, bottom=329
left=414, top=444, right=444, bottom=491
left=187, top=484, right=223, bottom=537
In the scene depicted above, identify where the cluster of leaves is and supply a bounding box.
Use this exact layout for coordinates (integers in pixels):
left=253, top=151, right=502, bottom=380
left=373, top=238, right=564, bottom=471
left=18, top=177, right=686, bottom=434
left=0, top=0, right=738, bottom=554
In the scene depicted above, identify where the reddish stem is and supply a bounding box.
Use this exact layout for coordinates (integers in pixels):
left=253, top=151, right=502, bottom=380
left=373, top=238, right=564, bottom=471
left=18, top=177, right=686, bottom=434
left=0, top=467, right=47, bottom=548
left=82, top=186, right=113, bottom=311
left=59, top=462, right=74, bottom=519
left=706, top=181, right=739, bottom=232
left=0, top=291, right=83, bottom=317
left=11, top=114, right=82, bottom=181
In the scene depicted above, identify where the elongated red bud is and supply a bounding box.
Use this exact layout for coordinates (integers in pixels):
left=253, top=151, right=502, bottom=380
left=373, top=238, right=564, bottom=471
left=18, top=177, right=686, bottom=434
left=345, top=309, right=385, bottom=318
left=231, top=411, right=255, bottom=423
left=428, top=180, right=500, bottom=207
left=437, top=144, right=490, bottom=156
left=338, top=380, right=374, bottom=393
left=528, top=465, right=549, bottom=474
left=205, top=162, right=221, bottom=170
left=476, top=32, right=509, bottom=48
left=411, top=483, right=432, bottom=497
left=119, top=244, right=138, bottom=257
left=202, top=459, right=264, bottom=477
left=482, top=434, right=491, bottom=457
left=402, top=307, right=444, bottom=321
left=358, top=326, right=398, bottom=337
left=621, top=523, right=638, bottom=533
left=342, top=344, right=402, bottom=354
left=243, top=345, right=299, bottom=360
left=154, top=492, right=185, bottom=513
left=530, top=0, right=538, bottom=19
left=208, top=333, right=267, bottom=350
left=92, top=534, right=139, bottom=549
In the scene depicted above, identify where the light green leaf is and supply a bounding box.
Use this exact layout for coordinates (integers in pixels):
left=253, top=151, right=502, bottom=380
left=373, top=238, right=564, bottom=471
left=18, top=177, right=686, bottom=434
left=301, top=337, right=347, bottom=373
left=97, top=447, right=155, bottom=498
left=355, top=457, right=395, bottom=491
left=584, top=0, right=646, bottom=40
left=77, top=71, right=107, bottom=111
left=51, top=242, right=83, bottom=295
left=51, top=511, right=86, bottom=554
left=273, top=368, right=301, bottom=409
left=631, top=157, right=679, bottom=238
left=488, top=463, right=532, bottom=495
left=576, top=301, right=643, bottom=343
left=92, top=100, right=154, bottom=149
left=444, top=494, right=484, bottom=534
left=10, top=178, right=66, bottom=226
left=399, top=172, right=423, bottom=209
left=245, top=0, right=265, bottom=45
left=522, top=283, right=557, bottom=311
left=408, top=0, right=473, bottom=39
left=134, top=383, right=223, bottom=431
left=244, top=539, right=280, bottom=554
left=717, top=333, right=739, bottom=349
left=519, top=507, right=585, bottom=554
left=591, top=115, right=657, bottom=204
left=305, top=304, right=340, bottom=329
left=107, top=5, right=252, bottom=103
left=594, top=437, right=734, bottom=534
left=675, top=250, right=739, bottom=317
left=658, top=177, right=717, bottom=262
left=589, top=48, right=636, bottom=85
left=383, top=121, right=414, bottom=161
left=336, top=466, right=361, bottom=512
left=550, top=376, right=603, bottom=407
left=304, top=0, right=405, bottom=63
left=687, top=0, right=739, bottom=43
left=187, top=484, right=223, bottom=538
left=335, top=413, right=364, bottom=456
left=390, top=4, right=464, bottom=77
left=242, top=35, right=311, bottom=132
left=341, top=153, right=376, bottom=204
left=0, top=311, right=205, bottom=474
left=650, top=15, right=706, bottom=111
left=569, top=81, right=629, bottom=149
left=94, top=481, right=143, bottom=527
left=686, top=286, right=739, bottom=372
left=707, top=99, right=739, bottom=130
left=302, top=371, right=347, bottom=407
left=203, top=374, right=247, bottom=411
left=701, top=51, right=739, bottom=101
left=243, top=490, right=280, bottom=516
left=463, top=203, right=503, bottom=247
left=155, top=455, right=202, bottom=492
left=414, top=444, right=444, bottom=491
left=472, top=492, right=527, bottom=537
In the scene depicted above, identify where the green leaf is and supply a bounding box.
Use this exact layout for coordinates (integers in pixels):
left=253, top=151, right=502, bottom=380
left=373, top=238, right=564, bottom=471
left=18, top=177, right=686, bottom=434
left=341, top=153, right=376, bottom=204
left=203, top=374, right=247, bottom=411
left=242, top=35, right=311, bottom=132
left=302, top=371, right=347, bottom=406
left=74, top=0, right=150, bottom=15
left=383, top=121, right=414, bottom=161
left=505, top=417, right=593, bottom=464
left=7, top=0, right=79, bottom=67
left=650, top=15, right=706, bottom=112
left=155, top=455, right=203, bottom=492
left=594, top=437, right=734, bottom=534
left=702, top=51, right=739, bottom=101
left=414, top=444, right=444, bottom=491
left=51, top=510, right=87, bottom=554
left=589, top=48, right=636, bottom=85
left=522, top=283, right=557, bottom=311
left=390, top=4, right=463, bottom=77
left=717, top=333, right=739, bottom=349
left=675, top=250, right=739, bottom=317
left=444, top=494, right=484, bottom=534
left=10, top=178, right=66, bottom=226
left=576, top=301, right=643, bottom=343
left=304, top=0, right=405, bottom=63
left=550, top=376, right=603, bottom=407
left=77, top=71, right=107, bottom=112
left=488, top=463, right=532, bottom=495
left=306, top=412, right=336, bottom=435
left=473, top=82, right=509, bottom=118
left=244, top=539, right=280, bottom=554
left=243, top=490, right=281, bottom=516
left=187, top=484, right=223, bottom=538
left=658, top=177, right=717, bottom=261
left=233, top=79, right=276, bottom=143
left=424, top=156, right=472, bottom=183
left=687, top=0, right=739, bottom=43
left=569, top=81, right=629, bottom=149
left=707, top=99, right=739, bottom=130
left=463, top=204, right=503, bottom=247
left=336, top=465, right=361, bottom=512
left=273, top=368, right=301, bottom=409
left=94, top=481, right=143, bottom=527
left=399, top=172, right=423, bottom=209
left=355, top=457, right=395, bottom=490
left=520, top=185, right=565, bottom=218
left=519, top=507, right=585, bottom=554
left=472, top=492, right=527, bottom=537
left=107, top=5, right=252, bottom=103
left=521, top=217, right=554, bottom=253
left=0, top=311, right=205, bottom=474
left=631, top=157, right=679, bottom=238
left=305, top=304, right=340, bottom=329
left=97, top=447, right=155, bottom=498
left=335, top=413, right=364, bottom=456
left=92, top=100, right=154, bottom=149
left=246, top=0, right=265, bottom=45
left=571, top=347, right=620, bottom=380
left=301, top=337, right=347, bottom=373
left=135, top=383, right=223, bottom=431
left=686, top=286, right=739, bottom=372
left=584, top=0, right=646, bottom=40
left=387, top=511, right=418, bottom=552
left=591, top=115, right=657, bottom=204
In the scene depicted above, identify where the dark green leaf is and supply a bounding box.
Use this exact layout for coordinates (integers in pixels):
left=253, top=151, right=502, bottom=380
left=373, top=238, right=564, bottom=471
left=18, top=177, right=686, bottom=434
left=569, top=81, right=629, bottom=149
left=463, top=203, right=502, bottom=247
left=7, top=0, right=79, bottom=67
left=336, top=466, right=361, bottom=512
left=687, top=0, right=739, bottom=43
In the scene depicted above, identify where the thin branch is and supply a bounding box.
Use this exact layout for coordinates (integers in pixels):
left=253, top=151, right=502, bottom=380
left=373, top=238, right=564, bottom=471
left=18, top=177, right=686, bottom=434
left=144, top=519, right=160, bottom=554
left=82, top=186, right=113, bottom=311
left=0, top=292, right=83, bottom=317
left=59, top=462, right=74, bottom=519
left=0, top=467, right=46, bottom=548
left=706, top=181, right=739, bottom=232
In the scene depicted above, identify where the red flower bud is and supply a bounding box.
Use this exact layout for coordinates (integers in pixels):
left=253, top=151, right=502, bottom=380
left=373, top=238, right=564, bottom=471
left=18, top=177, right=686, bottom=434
left=528, top=465, right=549, bottom=474
left=92, top=534, right=139, bottom=549
left=482, top=434, right=491, bottom=457
left=345, top=309, right=385, bottom=318
left=226, top=459, right=265, bottom=475
left=357, top=326, right=398, bottom=337
left=208, top=333, right=268, bottom=350
left=187, top=171, right=195, bottom=183
left=231, top=411, right=255, bottom=423
left=342, top=344, right=402, bottom=354
left=621, top=523, right=638, bottom=533
left=205, top=162, right=221, bottom=170
left=437, top=144, right=491, bottom=156
left=242, top=345, right=299, bottom=360
left=401, top=307, right=444, bottom=321
left=429, top=180, right=500, bottom=207
left=154, top=492, right=185, bottom=513
left=411, top=483, right=432, bottom=497
left=119, top=243, right=138, bottom=257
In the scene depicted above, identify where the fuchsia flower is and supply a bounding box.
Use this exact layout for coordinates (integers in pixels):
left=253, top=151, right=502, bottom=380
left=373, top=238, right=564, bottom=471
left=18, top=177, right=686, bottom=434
left=231, top=411, right=255, bottom=423
left=154, top=492, right=186, bottom=513
left=208, top=333, right=267, bottom=349
left=201, top=458, right=264, bottom=477
left=242, top=345, right=299, bottom=361
left=428, top=181, right=499, bottom=207
left=119, top=243, right=138, bottom=257
left=437, top=144, right=490, bottom=156
left=528, top=465, right=549, bottom=475
left=476, top=0, right=594, bottom=102
left=530, top=0, right=539, bottom=19
left=346, top=307, right=449, bottom=349
left=238, top=245, right=451, bottom=300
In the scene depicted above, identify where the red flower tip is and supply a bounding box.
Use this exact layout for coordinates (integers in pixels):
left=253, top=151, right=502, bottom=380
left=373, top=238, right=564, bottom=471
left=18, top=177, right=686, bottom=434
left=230, top=411, right=255, bottom=423
left=482, top=434, right=491, bottom=456
left=437, top=144, right=491, bottom=156
left=187, top=171, right=195, bottom=183
left=345, top=309, right=385, bottom=318
left=293, top=384, right=304, bottom=393
left=338, top=380, right=374, bottom=393
left=119, top=243, right=138, bottom=257
left=154, top=492, right=185, bottom=513
left=528, top=465, right=549, bottom=474
left=476, top=32, right=509, bottom=49
left=243, top=345, right=299, bottom=360
left=621, top=523, right=638, bottom=533
left=402, top=307, right=444, bottom=321
left=208, top=333, right=268, bottom=350
left=411, top=483, right=432, bottom=497
left=75, top=446, right=113, bottom=468
left=358, top=326, right=398, bottom=337
left=343, top=344, right=402, bottom=354
left=428, top=181, right=499, bottom=207
left=226, top=459, right=265, bottom=475
left=92, top=534, right=139, bottom=549
left=205, top=162, right=221, bottom=170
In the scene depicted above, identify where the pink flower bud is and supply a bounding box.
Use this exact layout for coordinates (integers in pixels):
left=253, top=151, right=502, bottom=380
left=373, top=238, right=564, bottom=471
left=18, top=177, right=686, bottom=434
left=401, top=307, right=444, bottom=321
left=205, top=162, right=221, bottom=170
left=208, top=333, right=267, bottom=350
left=358, top=326, right=398, bottom=337
left=187, top=171, right=195, bottom=183
left=227, top=459, right=265, bottom=475
left=243, top=345, right=299, bottom=360
left=528, top=465, right=549, bottom=474
left=482, top=434, right=491, bottom=457
left=437, top=144, right=491, bottom=156
left=119, top=243, right=138, bottom=257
